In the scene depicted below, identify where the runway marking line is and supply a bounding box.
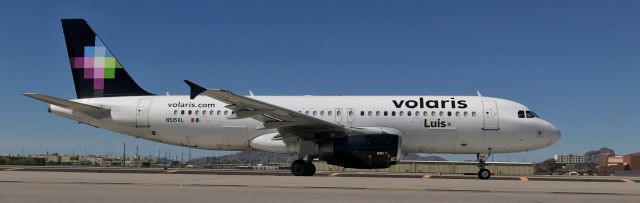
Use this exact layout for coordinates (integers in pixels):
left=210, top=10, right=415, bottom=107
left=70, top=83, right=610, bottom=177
left=3, top=168, right=23, bottom=171
left=519, top=176, right=529, bottom=181
left=166, top=170, right=179, bottom=173
left=622, top=179, right=634, bottom=183
left=329, top=173, right=341, bottom=177
left=422, top=174, right=432, bottom=180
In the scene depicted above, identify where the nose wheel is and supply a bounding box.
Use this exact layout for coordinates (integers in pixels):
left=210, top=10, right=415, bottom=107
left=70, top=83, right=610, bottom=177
left=478, top=168, right=491, bottom=179
left=476, top=152, right=492, bottom=180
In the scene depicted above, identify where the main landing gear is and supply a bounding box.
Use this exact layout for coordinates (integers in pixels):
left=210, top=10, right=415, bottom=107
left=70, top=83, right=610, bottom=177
left=476, top=152, right=492, bottom=180
left=291, top=140, right=317, bottom=176
left=291, top=160, right=316, bottom=176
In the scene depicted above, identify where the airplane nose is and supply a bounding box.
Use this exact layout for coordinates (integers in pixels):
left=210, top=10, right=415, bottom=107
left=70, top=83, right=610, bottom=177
left=546, top=122, right=561, bottom=145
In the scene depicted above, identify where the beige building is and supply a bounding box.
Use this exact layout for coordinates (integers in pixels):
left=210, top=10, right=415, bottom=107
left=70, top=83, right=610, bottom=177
left=313, top=160, right=534, bottom=176
left=554, top=154, right=585, bottom=164
left=32, top=155, right=62, bottom=163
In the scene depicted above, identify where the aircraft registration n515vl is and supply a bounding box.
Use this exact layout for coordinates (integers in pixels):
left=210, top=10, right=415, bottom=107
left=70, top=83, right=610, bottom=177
left=25, top=19, right=560, bottom=179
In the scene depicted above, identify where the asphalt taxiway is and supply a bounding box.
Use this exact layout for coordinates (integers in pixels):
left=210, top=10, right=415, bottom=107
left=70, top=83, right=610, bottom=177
left=0, top=169, right=639, bottom=203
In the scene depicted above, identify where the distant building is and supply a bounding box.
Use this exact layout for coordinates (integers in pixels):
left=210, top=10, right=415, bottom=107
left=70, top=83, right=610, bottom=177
left=554, top=154, right=585, bottom=164
left=604, top=155, right=640, bottom=174
left=29, top=153, right=160, bottom=167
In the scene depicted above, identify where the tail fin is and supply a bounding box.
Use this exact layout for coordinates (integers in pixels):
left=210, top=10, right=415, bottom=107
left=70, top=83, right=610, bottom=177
left=61, top=19, right=153, bottom=99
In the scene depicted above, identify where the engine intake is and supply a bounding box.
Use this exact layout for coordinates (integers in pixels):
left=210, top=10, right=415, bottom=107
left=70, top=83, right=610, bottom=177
left=318, top=134, right=401, bottom=169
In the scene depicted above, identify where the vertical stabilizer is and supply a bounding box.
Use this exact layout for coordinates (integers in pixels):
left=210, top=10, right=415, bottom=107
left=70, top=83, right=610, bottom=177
left=61, top=19, right=153, bottom=98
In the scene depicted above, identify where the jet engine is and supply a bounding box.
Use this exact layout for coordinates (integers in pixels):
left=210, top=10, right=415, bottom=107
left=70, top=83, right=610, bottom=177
left=318, top=134, right=401, bottom=169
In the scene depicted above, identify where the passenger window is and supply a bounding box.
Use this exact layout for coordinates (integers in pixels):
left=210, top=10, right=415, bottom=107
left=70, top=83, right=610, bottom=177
left=210, top=110, right=214, bottom=115
left=399, top=111, right=404, bottom=116
left=439, top=111, right=444, bottom=117
left=407, top=111, right=412, bottom=116
left=337, top=111, right=341, bottom=116
left=384, top=111, right=388, bottom=116
left=376, top=111, right=380, bottom=116
left=313, top=111, right=317, bottom=116
left=217, top=110, right=221, bottom=115
left=455, top=111, right=460, bottom=117
left=423, top=111, right=428, bottom=116
left=224, top=110, right=228, bottom=115
left=188, top=110, right=192, bottom=115
left=305, top=111, right=309, bottom=115
left=415, top=111, right=420, bottom=117
left=181, top=110, right=185, bottom=115
left=464, top=111, right=468, bottom=117
left=360, top=111, right=364, bottom=116
left=518, top=110, right=525, bottom=118
left=431, top=111, right=436, bottom=117
left=391, top=111, right=396, bottom=116
left=173, top=110, right=178, bottom=115
left=195, top=110, right=199, bottom=115
left=447, top=111, right=451, bottom=117
left=472, top=112, right=476, bottom=117
left=328, top=111, right=333, bottom=116
left=349, top=111, right=353, bottom=116
left=320, top=111, right=325, bottom=116
left=368, top=111, right=372, bottom=116
left=525, top=111, right=535, bottom=118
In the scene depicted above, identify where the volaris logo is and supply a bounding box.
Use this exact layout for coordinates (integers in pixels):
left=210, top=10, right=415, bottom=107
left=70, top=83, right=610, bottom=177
left=71, top=36, right=122, bottom=90
left=392, top=97, right=468, bottom=109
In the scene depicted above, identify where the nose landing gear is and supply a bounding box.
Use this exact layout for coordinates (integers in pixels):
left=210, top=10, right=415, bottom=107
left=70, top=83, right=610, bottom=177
left=476, top=152, right=492, bottom=180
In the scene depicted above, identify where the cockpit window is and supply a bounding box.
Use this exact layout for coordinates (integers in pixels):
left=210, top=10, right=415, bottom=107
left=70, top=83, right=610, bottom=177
left=525, top=111, right=536, bottom=118
left=519, top=110, right=539, bottom=118
left=530, top=111, right=539, bottom=118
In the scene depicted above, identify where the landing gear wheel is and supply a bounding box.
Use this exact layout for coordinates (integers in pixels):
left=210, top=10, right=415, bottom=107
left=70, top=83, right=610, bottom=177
left=304, top=162, right=316, bottom=176
left=291, top=160, right=316, bottom=176
left=478, top=169, right=491, bottom=180
left=291, top=160, right=307, bottom=176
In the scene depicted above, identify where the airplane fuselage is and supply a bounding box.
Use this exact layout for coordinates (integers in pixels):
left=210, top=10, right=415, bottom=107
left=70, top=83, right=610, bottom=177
left=49, top=95, right=560, bottom=154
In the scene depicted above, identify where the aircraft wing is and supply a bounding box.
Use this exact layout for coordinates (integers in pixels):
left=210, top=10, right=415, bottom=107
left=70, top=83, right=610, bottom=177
left=184, top=80, right=348, bottom=140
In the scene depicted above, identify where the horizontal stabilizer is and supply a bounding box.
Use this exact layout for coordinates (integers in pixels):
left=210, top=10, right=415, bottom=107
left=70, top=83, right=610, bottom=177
left=23, top=93, right=109, bottom=118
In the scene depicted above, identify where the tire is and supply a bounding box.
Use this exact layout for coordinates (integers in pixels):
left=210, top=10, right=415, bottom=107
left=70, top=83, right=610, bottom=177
left=478, top=169, right=491, bottom=180
left=304, top=162, right=316, bottom=176
left=291, top=160, right=307, bottom=176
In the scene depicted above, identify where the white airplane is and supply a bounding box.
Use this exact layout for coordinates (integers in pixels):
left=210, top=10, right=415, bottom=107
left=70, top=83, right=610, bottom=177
left=25, top=19, right=560, bottom=179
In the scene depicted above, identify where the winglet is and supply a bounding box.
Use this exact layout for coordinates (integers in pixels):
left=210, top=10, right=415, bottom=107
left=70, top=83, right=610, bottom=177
left=476, top=90, right=482, bottom=97
left=184, top=80, right=207, bottom=100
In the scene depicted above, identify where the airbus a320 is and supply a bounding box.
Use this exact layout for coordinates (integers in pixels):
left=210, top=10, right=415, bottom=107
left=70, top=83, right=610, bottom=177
left=25, top=19, right=560, bottom=179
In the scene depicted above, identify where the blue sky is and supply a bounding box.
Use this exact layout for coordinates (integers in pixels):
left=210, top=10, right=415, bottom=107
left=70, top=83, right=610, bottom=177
left=0, top=0, right=638, bottom=162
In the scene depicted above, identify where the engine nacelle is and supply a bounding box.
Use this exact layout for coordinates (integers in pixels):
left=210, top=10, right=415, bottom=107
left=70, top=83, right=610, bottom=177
left=318, top=134, right=401, bottom=169
left=248, top=133, right=298, bottom=153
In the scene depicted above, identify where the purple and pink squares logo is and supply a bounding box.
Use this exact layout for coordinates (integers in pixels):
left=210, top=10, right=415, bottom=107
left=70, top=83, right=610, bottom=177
left=72, top=36, right=122, bottom=90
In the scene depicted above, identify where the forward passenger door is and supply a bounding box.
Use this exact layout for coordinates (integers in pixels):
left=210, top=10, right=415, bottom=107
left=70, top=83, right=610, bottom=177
left=482, top=101, right=499, bottom=130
